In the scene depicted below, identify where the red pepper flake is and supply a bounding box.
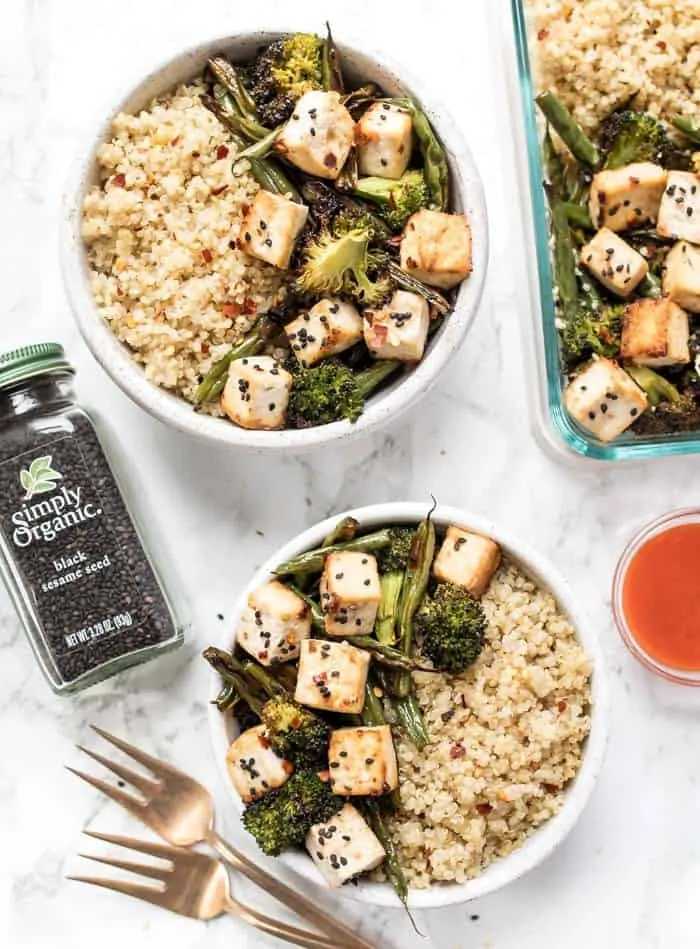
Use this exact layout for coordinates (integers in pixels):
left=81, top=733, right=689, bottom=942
left=211, top=185, right=228, bottom=196
left=449, top=743, right=466, bottom=759
left=537, top=28, right=549, bottom=40
left=258, top=734, right=271, bottom=749
left=312, top=673, right=328, bottom=684
left=476, top=803, right=493, bottom=815
left=222, top=302, right=241, bottom=318
left=243, top=298, right=257, bottom=315
left=192, top=151, right=200, bottom=158
left=317, top=770, right=331, bottom=782
left=111, top=173, right=126, bottom=188
left=543, top=783, right=559, bottom=794
left=116, top=288, right=124, bottom=297
left=202, top=248, right=213, bottom=263
left=657, top=40, right=667, bottom=50
left=242, top=203, right=250, bottom=214
left=216, top=144, right=230, bottom=160
left=170, top=136, right=180, bottom=146
left=425, top=848, right=433, bottom=871
left=259, top=650, right=268, bottom=660
left=201, top=342, right=210, bottom=355
left=557, top=700, right=568, bottom=713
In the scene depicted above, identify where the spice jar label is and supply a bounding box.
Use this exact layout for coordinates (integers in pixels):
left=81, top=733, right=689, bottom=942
left=0, top=429, right=173, bottom=683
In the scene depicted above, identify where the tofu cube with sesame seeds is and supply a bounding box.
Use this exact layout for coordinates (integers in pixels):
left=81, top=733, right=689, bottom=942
left=276, top=91, right=355, bottom=181
left=620, top=298, right=691, bottom=367
left=588, top=162, right=667, bottom=232
left=355, top=102, right=413, bottom=180
left=226, top=725, right=293, bottom=803
left=239, top=190, right=308, bottom=269
left=663, top=241, right=700, bottom=312
left=656, top=171, right=700, bottom=244
left=306, top=803, right=386, bottom=887
left=285, top=298, right=363, bottom=367
left=236, top=581, right=311, bottom=666
left=294, top=639, right=370, bottom=715
left=320, top=551, right=381, bottom=636
left=580, top=228, right=648, bottom=298
left=432, top=526, right=501, bottom=598
left=400, top=208, right=473, bottom=289
left=221, top=356, right=292, bottom=431
left=328, top=726, right=398, bottom=797
left=564, top=357, right=649, bottom=442
left=363, top=289, right=430, bottom=362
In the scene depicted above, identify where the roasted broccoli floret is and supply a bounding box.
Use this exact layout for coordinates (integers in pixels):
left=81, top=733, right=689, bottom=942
left=261, top=696, right=330, bottom=769
left=353, top=171, right=429, bottom=230
left=286, top=359, right=402, bottom=428
left=242, top=771, right=344, bottom=856
left=415, top=582, right=487, bottom=674
left=377, top=527, right=415, bottom=573
left=243, top=33, right=324, bottom=126
left=601, top=110, right=688, bottom=170
left=561, top=304, right=624, bottom=367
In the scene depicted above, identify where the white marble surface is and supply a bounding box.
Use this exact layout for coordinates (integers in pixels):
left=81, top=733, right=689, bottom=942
left=3, top=1, right=700, bottom=947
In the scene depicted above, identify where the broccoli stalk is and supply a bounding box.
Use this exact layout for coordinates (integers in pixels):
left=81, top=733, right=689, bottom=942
left=415, top=582, right=487, bottom=674
left=353, top=171, right=429, bottom=230
left=286, top=359, right=402, bottom=429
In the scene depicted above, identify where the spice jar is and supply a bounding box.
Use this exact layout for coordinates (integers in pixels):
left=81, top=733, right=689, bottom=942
left=0, top=343, right=183, bottom=693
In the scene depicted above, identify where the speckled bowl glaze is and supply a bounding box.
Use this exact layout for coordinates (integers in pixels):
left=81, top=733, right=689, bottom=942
left=61, top=32, right=488, bottom=453
left=208, top=502, right=608, bottom=908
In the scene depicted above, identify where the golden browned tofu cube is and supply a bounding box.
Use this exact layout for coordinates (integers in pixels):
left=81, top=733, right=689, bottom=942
left=285, top=298, right=363, bottom=367
left=400, top=209, right=472, bottom=289
left=328, top=725, right=398, bottom=796
left=221, top=356, right=292, bottom=432
left=239, top=190, right=308, bottom=269
left=320, top=551, right=381, bottom=636
left=355, top=102, right=413, bottom=179
left=276, top=91, right=355, bottom=181
left=656, top=171, right=700, bottom=243
left=620, top=298, right=690, bottom=367
left=305, top=804, right=385, bottom=887
left=580, top=228, right=648, bottom=298
left=564, top=358, right=648, bottom=442
left=294, top=639, right=370, bottom=715
left=236, top=579, right=311, bottom=664
left=589, top=162, right=667, bottom=232
left=226, top=725, right=292, bottom=803
left=663, top=241, right=700, bottom=312
left=432, top=526, right=501, bottom=598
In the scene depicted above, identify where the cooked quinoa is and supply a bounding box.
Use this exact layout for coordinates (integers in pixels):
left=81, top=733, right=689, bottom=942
left=528, top=0, right=700, bottom=131
left=377, top=559, right=591, bottom=887
left=82, top=82, right=285, bottom=408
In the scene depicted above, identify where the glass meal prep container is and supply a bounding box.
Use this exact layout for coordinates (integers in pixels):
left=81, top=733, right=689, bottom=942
left=507, top=0, right=700, bottom=463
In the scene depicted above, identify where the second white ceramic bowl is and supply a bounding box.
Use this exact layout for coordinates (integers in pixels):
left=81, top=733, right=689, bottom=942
left=208, top=502, right=608, bottom=908
left=61, top=32, right=488, bottom=453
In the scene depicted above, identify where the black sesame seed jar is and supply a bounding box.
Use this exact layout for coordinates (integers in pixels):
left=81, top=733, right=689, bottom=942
left=0, top=343, right=183, bottom=693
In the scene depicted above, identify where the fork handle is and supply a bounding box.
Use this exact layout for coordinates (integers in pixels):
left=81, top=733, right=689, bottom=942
left=209, top=830, right=375, bottom=949
left=227, top=895, right=354, bottom=949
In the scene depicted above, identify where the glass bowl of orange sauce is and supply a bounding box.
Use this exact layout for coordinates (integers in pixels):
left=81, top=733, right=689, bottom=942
left=613, top=510, right=700, bottom=685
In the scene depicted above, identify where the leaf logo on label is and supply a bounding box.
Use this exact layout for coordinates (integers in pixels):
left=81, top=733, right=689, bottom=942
left=20, top=455, right=63, bottom=500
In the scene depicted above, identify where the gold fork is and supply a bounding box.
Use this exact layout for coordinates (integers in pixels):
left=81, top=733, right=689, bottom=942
left=67, top=725, right=373, bottom=949
left=70, top=830, right=339, bottom=948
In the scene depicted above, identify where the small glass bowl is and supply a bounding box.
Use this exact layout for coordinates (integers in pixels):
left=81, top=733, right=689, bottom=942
left=612, top=509, right=700, bottom=686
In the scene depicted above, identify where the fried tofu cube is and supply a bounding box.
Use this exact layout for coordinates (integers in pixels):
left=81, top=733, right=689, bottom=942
left=226, top=725, right=293, bottom=803
left=620, top=298, right=690, bottom=367
left=657, top=171, right=700, bottom=244
left=564, top=358, right=648, bottom=442
left=320, top=551, right=381, bottom=636
left=355, top=102, right=413, bottom=179
left=328, top=726, right=398, bottom=797
left=589, top=162, right=667, bottom=232
left=663, top=241, right=700, bottom=312
left=221, top=356, right=292, bottom=431
left=306, top=803, right=385, bottom=887
left=400, top=208, right=472, bottom=289
left=285, top=298, right=362, bottom=367
left=432, top=526, right=501, bottom=598
left=363, top=289, right=430, bottom=362
left=236, top=580, right=311, bottom=665
left=276, top=91, right=355, bottom=181
left=294, top=639, right=370, bottom=715
left=239, top=190, right=308, bottom=269
left=580, top=228, right=648, bottom=298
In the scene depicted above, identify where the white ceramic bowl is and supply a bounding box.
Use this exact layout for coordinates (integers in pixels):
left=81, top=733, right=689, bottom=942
left=61, top=32, right=488, bottom=453
left=208, top=502, right=608, bottom=908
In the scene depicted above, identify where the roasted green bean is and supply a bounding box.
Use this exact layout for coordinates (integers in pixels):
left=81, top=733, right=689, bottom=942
left=536, top=92, right=600, bottom=167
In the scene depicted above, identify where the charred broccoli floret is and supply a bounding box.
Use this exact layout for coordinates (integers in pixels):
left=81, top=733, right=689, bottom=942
left=601, top=110, right=688, bottom=170
left=353, top=171, right=429, bottom=230
left=415, top=582, right=487, bottom=674
left=261, top=696, right=330, bottom=769
left=242, top=771, right=344, bottom=856
left=243, top=33, right=324, bottom=126
left=377, top=527, right=415, bottom=573
left=561, top=304, right=624, bottom=367
left=286, top=359, right=402, bottom=428
left=374, top=528, right=415, bottom=644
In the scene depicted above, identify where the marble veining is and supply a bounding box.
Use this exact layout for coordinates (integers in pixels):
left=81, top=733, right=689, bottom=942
left=3, top=1, right=699, bottom=947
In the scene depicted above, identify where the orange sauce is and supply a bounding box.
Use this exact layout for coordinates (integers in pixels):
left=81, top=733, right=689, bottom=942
left=622, top=523, right=700, bottom=670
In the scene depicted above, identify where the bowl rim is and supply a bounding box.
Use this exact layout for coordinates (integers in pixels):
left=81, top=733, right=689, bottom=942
left=612, top=507, right=700, bottom=686
left=60, top=30, right=489, bottom=453
left=207, top=501, right=609, bottom=908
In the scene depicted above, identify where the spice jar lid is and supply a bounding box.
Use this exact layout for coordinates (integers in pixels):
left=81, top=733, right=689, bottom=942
left=0, top=343, right=74, bottom=390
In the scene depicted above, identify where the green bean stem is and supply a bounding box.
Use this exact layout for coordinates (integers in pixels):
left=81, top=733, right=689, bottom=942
left=352, top=637, right=437, bottom=673
left=395, top=509, right=436, bottom=697
left=274, top=529, right=392, bottom=577
left=321, top=22, right=344, bottom=93
left=207, top=57, right=268, bottom=135
left=536, top=92, right=600, bottom=167
left=322, top=516, right=360, bottom=548
left=364, top=800, right=411, bottom=912
left=394, top=693, right=429, bottom=750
